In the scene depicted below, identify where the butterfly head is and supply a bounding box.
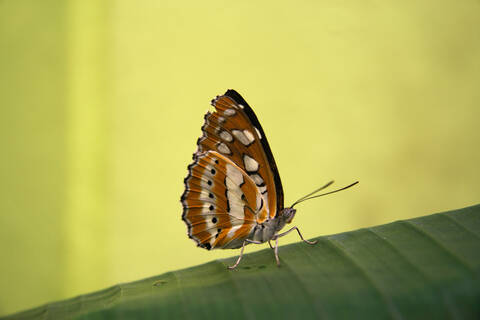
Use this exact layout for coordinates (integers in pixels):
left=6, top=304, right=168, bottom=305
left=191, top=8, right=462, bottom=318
left=281, top=207, right=297, bottom=224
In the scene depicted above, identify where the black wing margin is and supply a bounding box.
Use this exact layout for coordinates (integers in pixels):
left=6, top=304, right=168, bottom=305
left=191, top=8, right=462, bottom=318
left=224, top=89, right=284, bottom=214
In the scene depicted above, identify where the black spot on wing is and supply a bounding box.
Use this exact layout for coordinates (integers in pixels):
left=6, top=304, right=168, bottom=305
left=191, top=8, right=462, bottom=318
left=224, top=176, right=230, bottom=213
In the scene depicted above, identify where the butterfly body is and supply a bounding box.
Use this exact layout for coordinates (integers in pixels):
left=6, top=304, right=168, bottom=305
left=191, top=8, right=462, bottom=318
left=181, top=89, right=319, bottom=268
left=248, top=207, right=296, bottom=243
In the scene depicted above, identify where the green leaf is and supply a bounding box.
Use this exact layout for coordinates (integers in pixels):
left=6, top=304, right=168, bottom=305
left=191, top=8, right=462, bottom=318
left=5, top=205, right=480, bottom=319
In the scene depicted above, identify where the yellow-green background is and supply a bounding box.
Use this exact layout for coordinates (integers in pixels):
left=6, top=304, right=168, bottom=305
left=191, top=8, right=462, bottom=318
left=1, top=0, right=479, bottom=316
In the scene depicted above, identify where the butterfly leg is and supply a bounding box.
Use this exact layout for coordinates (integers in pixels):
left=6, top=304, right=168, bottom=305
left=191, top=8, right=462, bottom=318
left=268, top=240, right=274, bottom=249
left=274, top=238, right=280, bottom=266
left=275, top=226, right=317, bottom=245
left=227, top=239, right=262, bottom=270
left=228, top=241, right=247, bottom=270
left=271, top=227, right=316, bottom=267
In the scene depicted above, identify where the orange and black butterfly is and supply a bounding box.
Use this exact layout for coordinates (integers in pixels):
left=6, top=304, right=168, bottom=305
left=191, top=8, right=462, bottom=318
left=181, top=90, right=357, bottom=269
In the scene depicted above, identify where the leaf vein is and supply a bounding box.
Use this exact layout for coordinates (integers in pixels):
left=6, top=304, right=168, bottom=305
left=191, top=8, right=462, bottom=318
left=401, top=220, right=475, bottom=273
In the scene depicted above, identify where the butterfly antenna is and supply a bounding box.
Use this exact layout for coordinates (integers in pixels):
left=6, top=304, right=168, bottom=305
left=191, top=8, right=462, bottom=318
left=292, top=180, right=334, bottom=205
left=291, top=181, right=359, bottom=208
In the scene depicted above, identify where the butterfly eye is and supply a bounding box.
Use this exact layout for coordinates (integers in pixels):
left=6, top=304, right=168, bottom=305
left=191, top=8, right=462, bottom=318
left=283, top=208, right=297, bottom=224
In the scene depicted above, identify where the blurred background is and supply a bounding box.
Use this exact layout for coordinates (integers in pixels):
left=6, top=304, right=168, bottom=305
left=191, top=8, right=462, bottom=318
left=1, top=0, right=479, bottom=316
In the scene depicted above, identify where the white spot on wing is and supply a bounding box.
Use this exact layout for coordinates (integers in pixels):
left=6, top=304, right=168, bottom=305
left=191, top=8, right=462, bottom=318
left=238, top=104, right=244, bottom=109
left=225, top=164, right=245, bottom=219
left=232, top=130, right=254, bottom=146
left=217, top=142, right=231, bottom=155
left=204, top=211, right=216, bottom=230
left=254, top=127, right=262, bottom=139
left=256, top=194, right=262, bottom=211
left=219, top=131, right=233, bottom=142
left=225, top=225, right=242, bottom=239
left=243, top=130, right=255, bottom=144
left=209, top=237, right=216, bottom=246
left=224, top=109, right=236, bottom=116
left=243, top=154, right=259, bottom=172
left=199, top=189, right=211, bottom=199
left=251, top=174, right=264, bottom=186
left=226, top=164, right=243, bottom=186
left=202, top=203, right=213, bottom=214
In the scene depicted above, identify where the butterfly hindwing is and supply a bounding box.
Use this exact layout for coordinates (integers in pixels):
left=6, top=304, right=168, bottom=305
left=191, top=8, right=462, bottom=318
left=181, top=151, right=268, bottom=249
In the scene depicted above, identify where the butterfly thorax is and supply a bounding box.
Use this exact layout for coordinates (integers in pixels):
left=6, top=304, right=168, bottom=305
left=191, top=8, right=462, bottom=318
left=248, top=208, right=296, bottom=243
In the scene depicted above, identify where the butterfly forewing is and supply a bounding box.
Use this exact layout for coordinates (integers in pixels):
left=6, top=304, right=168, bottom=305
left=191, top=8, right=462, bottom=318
left=196, top=90, right=283, bottom=222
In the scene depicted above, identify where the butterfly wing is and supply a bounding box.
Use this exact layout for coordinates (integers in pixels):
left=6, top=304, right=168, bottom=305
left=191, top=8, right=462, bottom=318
left=181, top=90, right=284, bottom=250
left=195, top=90, right=284, bottom=221
left=181, top=151, right=268, bottom=249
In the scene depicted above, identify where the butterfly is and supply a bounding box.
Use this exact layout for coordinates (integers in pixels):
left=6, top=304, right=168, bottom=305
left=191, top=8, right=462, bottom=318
left=181, top=90, right=358, bottom=269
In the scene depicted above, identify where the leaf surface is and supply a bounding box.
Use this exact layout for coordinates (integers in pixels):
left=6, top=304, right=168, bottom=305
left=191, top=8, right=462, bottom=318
left=5, top=204, right=480, bottom=320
